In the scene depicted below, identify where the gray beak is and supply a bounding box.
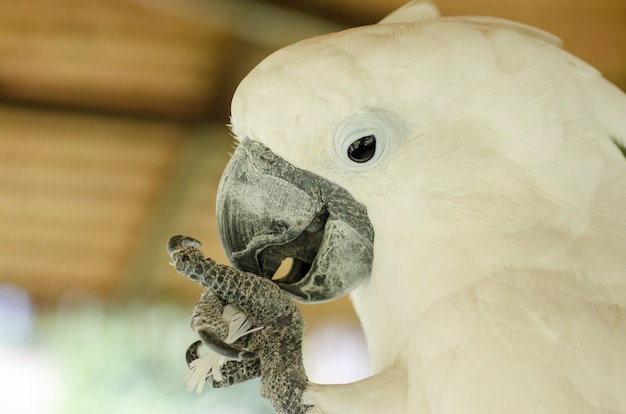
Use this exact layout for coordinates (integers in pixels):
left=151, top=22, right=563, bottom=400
left=216, top=138, right=374, bottom=303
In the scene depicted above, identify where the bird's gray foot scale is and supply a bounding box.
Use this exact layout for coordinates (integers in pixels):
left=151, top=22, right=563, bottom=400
left=213, top=359, right=263, bottom=388
left=168, top=235, right=312, bottom=414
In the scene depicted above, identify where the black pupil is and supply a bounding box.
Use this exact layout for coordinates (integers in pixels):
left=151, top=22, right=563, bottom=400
left=348, top=135, right=376, bottom=163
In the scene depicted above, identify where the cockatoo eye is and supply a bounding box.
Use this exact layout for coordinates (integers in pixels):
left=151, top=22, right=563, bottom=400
left=347, top=135, right=376, bottom=163
left=334, top=109, right=407, bottom=170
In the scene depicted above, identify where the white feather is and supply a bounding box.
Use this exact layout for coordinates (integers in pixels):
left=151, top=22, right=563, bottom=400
left=184, top=305, right=261, bottom=394
left=230, top=1, right=626, bottom=412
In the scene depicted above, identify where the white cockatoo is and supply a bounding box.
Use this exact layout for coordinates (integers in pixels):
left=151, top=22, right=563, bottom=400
left=185, top=1, right=626, bottom=413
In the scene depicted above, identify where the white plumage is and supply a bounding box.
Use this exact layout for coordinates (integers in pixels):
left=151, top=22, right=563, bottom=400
left=230, top=2, right=626, bottom=412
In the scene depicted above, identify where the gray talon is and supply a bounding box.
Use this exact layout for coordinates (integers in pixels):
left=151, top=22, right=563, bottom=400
left=198, top=329, right=257, bottom=360
left=167, top=235, right=202, bottom=255
left=186, top=340, right=202, bottom=367
left=169, top=234, right=309, bottom=412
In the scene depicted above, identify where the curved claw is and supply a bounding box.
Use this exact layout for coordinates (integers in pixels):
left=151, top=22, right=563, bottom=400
left=186, top=340, right=203, bottom=367
left=185, top=333, right=256, bottom=368
left=198, top=329, right=257, bottom=360
left=167, top=235, right=202, bottom=256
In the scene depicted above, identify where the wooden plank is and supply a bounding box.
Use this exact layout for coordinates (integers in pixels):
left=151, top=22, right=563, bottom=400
left=0, top=105, right=188, bottom=300
left=0, top=0, right=229, bottom=117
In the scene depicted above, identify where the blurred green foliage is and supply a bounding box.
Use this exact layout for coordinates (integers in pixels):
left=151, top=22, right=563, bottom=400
left=0, top=289, right=274, bottom=414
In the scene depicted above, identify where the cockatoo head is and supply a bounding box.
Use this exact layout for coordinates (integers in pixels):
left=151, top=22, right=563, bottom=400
left=217, top=3, right=602, bottom=304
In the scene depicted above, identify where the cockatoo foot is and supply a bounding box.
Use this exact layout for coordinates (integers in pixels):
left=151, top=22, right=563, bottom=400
left=168, top=235, right=313, bottom=413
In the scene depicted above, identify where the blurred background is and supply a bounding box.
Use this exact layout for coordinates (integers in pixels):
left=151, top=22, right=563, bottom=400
left=0, top=0, right=624, bottom=413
